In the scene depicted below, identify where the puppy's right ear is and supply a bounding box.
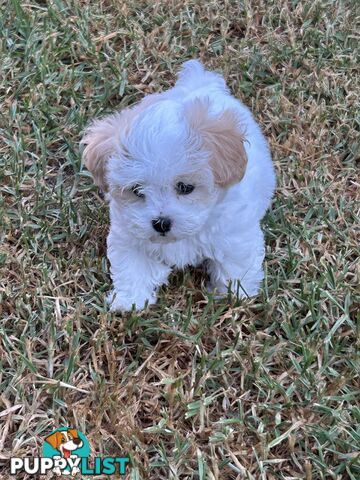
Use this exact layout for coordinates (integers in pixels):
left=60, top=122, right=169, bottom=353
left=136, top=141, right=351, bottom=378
left=81, top=112, right=126, bottom=191
left=81, top=95, right=163, bottom=191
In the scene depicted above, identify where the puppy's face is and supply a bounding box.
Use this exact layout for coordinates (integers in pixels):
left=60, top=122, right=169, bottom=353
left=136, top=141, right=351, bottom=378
left=45, top=429, right=83, bottom=458
left=82, top=97, right=247, bottom=243
left=109, top=158, right=217, bottom=244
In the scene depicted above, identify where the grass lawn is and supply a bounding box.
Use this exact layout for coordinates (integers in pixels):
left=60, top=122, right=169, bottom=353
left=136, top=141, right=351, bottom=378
left=1, top=0, right=359, bottom=478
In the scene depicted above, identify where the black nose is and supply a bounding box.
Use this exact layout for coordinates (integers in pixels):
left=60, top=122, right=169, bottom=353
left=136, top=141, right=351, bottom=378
left=152, top=217, right=172, bottom=234
left=73, top=437, right=81, bottom=445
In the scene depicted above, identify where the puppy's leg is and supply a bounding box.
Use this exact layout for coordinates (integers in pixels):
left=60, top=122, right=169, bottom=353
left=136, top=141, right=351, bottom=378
left=107, top=234, right=171, bottom=312
left=206, top=226, right=265, bottom=299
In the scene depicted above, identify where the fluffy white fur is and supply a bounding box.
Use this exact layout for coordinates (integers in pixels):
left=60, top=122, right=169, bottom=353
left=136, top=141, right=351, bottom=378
left=81, top=60, right=276, bottom=312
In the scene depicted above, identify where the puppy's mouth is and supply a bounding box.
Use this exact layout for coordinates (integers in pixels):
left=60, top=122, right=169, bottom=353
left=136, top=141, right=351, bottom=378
left=62, top=448, right=71, bottom=459
left=150, top=234, right=177, bottom=244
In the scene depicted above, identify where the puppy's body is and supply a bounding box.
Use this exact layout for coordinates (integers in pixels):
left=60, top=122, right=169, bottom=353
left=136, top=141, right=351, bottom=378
left=82, top=60, right=275, bottom=312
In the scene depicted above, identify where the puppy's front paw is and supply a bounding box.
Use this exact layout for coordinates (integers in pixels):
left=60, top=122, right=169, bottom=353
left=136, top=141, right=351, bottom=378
left=71, top=466, right=80, bottom=476
left=52, top=467, right=62, bottom=476
left=107, top=290, right=156, bottom=313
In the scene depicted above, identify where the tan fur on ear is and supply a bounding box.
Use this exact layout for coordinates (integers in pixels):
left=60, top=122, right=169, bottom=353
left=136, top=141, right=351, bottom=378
left=81, top=94, right=163, bottom=191
left=67, top=429, right=79, bottom=440
left=45, top=431, right=62, bottom=450
left=185, top=99, right=248, bottom=187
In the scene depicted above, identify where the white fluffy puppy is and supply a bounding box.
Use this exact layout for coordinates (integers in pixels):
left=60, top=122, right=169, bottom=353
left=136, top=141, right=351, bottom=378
left=81, top=60, right=275, bottom=312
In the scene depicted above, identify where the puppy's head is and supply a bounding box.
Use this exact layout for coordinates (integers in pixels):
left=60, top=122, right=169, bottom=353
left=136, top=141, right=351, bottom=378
left=45, top=429, right=83, bottom=458
left=81, top=96, right=247, bottom=243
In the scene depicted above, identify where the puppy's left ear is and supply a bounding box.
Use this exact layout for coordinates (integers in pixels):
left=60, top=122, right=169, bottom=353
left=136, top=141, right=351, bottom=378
left=68, top=429, right=78, bottom=439
left=185, top=99, right=248, bottom=187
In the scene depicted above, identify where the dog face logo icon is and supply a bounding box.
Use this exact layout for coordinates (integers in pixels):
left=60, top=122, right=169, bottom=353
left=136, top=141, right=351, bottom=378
left=42, top=427, right=90, bottom=476
left=45, top=429, right=84, bottom=459
left=11, top=426, right=129, bottom=476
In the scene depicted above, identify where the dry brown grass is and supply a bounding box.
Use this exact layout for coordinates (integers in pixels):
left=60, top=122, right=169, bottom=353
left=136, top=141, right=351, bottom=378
left=0, top=0, right=359, bottom=478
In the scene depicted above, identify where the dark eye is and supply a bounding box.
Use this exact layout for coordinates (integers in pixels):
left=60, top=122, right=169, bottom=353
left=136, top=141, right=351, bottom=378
left=131, top=184, right=145, bottom=198
left=176, top=182, right=194, bottom=195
